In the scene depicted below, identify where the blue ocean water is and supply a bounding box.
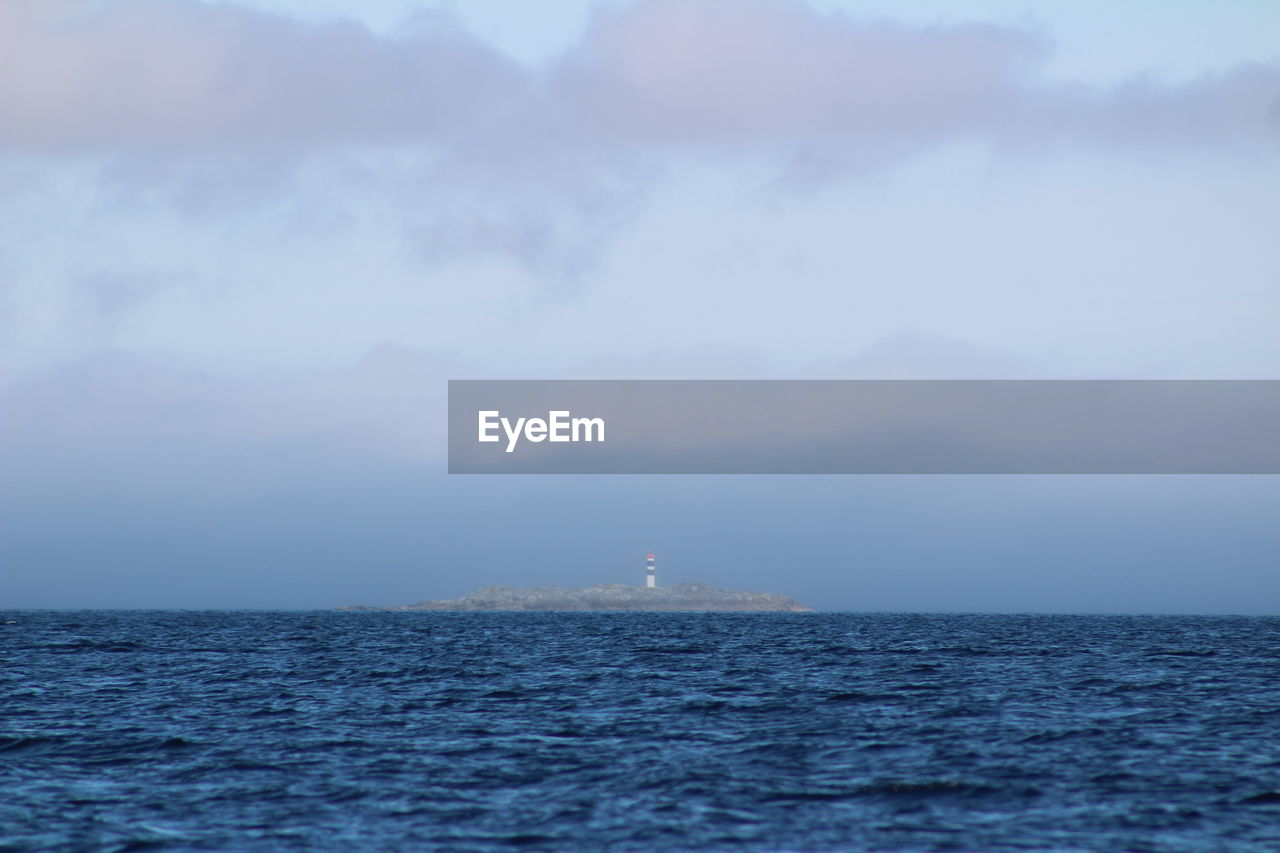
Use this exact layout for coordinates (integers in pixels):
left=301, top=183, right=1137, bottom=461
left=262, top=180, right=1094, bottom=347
left=2, top=612, right=1278, bottom=852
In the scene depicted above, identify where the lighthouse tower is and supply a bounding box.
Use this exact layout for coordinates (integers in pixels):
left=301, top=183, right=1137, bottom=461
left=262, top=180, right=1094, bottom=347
left=646, top=552, right=656, bottom=588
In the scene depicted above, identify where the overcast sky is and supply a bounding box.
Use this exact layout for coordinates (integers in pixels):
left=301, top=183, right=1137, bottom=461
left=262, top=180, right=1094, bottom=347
left=3, top=0, right=1278, bottom=611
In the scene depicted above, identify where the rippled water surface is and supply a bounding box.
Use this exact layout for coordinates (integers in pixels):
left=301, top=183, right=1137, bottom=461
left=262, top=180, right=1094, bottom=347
left=3, top=611, right=1279, bottom=851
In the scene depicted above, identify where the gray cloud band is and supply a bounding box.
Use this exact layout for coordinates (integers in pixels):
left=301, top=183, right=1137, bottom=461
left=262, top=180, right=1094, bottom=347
left=449, top=380, right=1280, bottom=474
left=4, top=1, right=1277, bottom=156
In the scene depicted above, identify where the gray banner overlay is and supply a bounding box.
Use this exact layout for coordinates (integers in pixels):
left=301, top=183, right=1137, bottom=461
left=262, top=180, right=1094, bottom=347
left=448, top=380, right=1280, bottom=474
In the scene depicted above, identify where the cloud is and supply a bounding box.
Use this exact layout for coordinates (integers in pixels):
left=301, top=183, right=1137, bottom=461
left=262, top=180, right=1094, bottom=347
left=1018, top=63, right=1280, bottom=151
left=0, top=332, right=1035, bottom=476
left=558, top=0, right=1046, bottom=144
left=554, top=333, right=1043, bottom=379
left=69, top=270, right=173, bottom=341
left=405, top=188, right=643, bottom=289
left=0, top=344, right=461, bottom=475
left=3, top=0, right=1277, bottom=161
left=2, top=0, right=1277, bottom=310
left=0, top=0, right=526, bottom=148
left=818, top=330, right=1046, bottom=379
left=558, top=0, right=1280, bottom=168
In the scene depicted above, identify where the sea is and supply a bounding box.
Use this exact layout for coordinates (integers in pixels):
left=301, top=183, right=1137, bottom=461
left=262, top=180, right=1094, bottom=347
left=2, top=611, right=1278, bottom=852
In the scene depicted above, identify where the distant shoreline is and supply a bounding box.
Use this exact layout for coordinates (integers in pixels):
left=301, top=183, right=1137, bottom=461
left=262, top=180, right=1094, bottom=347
left=343, top=582, right=815, bottom=613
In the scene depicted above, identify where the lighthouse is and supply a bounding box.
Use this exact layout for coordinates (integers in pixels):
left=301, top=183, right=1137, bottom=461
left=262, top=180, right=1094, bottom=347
left=646, top=552, right=656, bottom=588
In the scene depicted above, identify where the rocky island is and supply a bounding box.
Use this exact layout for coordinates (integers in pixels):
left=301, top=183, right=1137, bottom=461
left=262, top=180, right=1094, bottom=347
left=345, top=583, right=814, bottom=612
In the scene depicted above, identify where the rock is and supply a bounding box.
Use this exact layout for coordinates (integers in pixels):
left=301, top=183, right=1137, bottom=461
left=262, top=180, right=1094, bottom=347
left=344, top=582, right=814, bottom=612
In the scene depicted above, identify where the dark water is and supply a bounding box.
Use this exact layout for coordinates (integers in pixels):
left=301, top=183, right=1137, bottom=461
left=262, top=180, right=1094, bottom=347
left=2, top=612, right=1279, bottom=852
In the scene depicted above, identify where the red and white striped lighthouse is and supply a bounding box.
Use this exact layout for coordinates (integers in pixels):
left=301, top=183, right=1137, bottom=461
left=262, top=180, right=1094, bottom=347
left=646, top=552, right=656, bottom=588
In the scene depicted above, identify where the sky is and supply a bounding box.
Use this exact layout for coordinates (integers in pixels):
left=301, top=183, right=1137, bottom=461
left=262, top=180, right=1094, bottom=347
left=2, top=0, right=1278, bottom=611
